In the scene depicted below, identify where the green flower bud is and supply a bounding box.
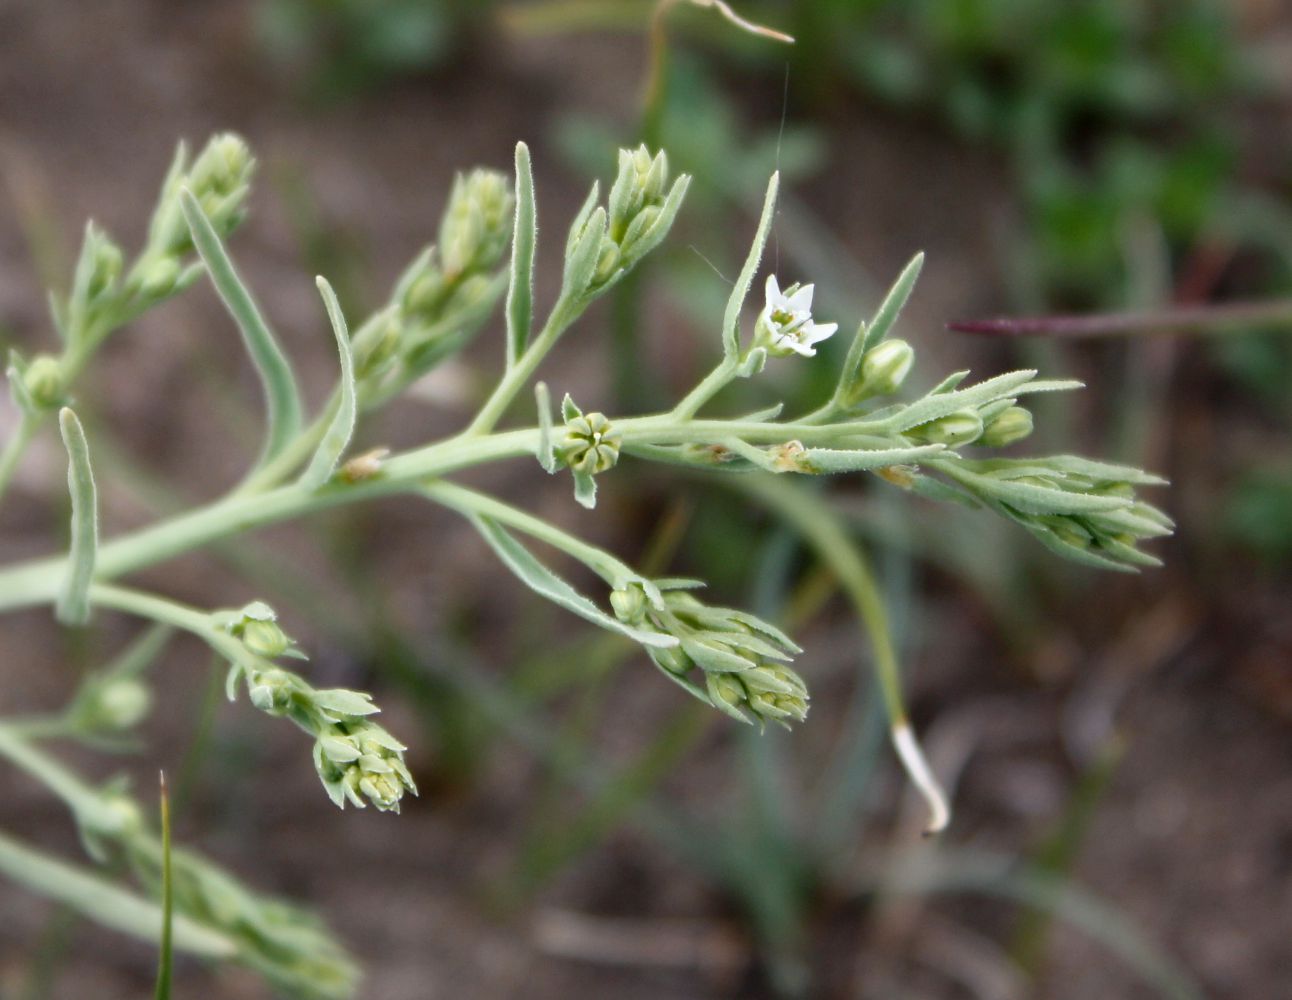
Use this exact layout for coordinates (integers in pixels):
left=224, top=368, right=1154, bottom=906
left=351, top=310, right=403, bottom=380
left=84, top=236, right=124, bottom=303
left=649, top=645, right=694, bottom=677
left=247, top=668, right=295, bottom=714
left=979, top=406, right=1033, bottom=447
left=910, top=408, right=984, bottom=446
left=404, top=268, right=448, bottom=315
left=22, top=355, right=65, bottom=409
left=705, top=672, right=747, bottom=711
left=608, top=145, right=669, bottom=241
left=88, top=677, right=152, bottom=731
left=844, top=338, right=914, bottom=407
left=610, top=584, right=648, bottom=624
left=188, top=133, right=253, bottom=201
left=559, top=412, right=621, bottom=475
left=242, top=619, right=291, bottom=658
left=593, top=240, right=620, bottom=285
left=439, top=169, right=513, bottom=277
left=134, top=256, right=181, bottom=300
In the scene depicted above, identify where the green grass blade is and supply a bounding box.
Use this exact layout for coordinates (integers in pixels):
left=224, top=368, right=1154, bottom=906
left=506, top=142, right=537, bottom=368
left=152, top=772, right=174, bottom=1000
left=722, top=172, right=779, bottom=359
left=180, top=188, right=303, bottom=465
left=55, top=408, right=97, bottom=626
left=299, top=277, right=357, bottom=489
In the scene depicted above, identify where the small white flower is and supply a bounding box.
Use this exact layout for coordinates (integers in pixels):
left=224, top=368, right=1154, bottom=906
left=758, top=275, right=838, bottom=357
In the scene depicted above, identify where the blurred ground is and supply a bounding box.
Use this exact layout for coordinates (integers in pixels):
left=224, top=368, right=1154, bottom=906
left=1, top=2, right=1291, bottom=999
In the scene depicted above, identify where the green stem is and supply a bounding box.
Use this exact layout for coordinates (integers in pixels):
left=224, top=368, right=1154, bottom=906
left=669, top=357, right=737, bottom=419
left=421, top=481, right=635, bottom=583
left=0, top=415, right=36, bottom=504
left=465, top=302, right=576, bottom=435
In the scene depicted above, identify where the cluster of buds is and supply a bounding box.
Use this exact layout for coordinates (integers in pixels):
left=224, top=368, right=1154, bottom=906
left=125, top=837, right=358, bottom=998
left=556, top=396, right=621, bottom=508
left=350, top=169, right=513, bottom=395
left=562, top=146, right=689, bottom=298
left=908, top=402, right=1035, bottom=449
left=611, top=581, right=809, bottom=729
left=925, top=456, right=1173, bottom=570
left=221, top=602, right=417, bottom=812
left=127, top=133, right=255, bottom=303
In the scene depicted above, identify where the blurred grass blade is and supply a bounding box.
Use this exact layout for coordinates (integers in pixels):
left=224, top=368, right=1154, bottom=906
left=55, top=408, right=97, bottom=626
left=299, top=277, right=357, bottom=489
left=507, top=142, right=537, bottom=368
left=0, top=829, right=234, bottom=960
left=879, top=849, right=1205, bottom=1000
left=722, top=171, right=779, bottom=360
left=180, top=188, right=303, bottom=465
left=153, top=772, right=174, bottom=1000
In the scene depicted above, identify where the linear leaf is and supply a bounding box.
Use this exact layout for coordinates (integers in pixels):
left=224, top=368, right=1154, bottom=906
left=535, top=381, right=556, bottom=473
left=506, top=142, right=537, bottom=368
left=180, top=188, right=303, bottom=464
left=835, top=252, right=925, bottom=408
left=469, top=515, right=676, bottom=648
left=56, top=408, right=97, bottom=625
left=0, top=830, right=234, bottom=959
left=722, top=172, right=779, bottom=359
left=299, top=277, right=357, bottom=489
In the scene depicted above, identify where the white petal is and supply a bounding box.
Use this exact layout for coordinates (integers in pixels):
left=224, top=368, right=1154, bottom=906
left=787, top=283, right=815, bottom=313
left=803, top=321, right=838, bottom=347
left=764, top=274, right=782, bottom=305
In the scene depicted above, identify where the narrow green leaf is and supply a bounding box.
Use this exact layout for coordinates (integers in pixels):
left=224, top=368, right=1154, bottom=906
left=180, top=188, right=303, bottom=464
left=564, top=181, right=600, bottom=259
left=798, top=443, right=948, bottom=474
left=298, top=277, right=357, bottom=489
left=722, top=172, right=779, bottom=359
left=890, top=370, right=1040, bottom=431
left=862, top=252, right=924, bottom=354
left=506, top=142, right=537, bottom=368
left=152, top=773, right=174, bottom=1000
left=560, top=206, right=606, bottom=304
left=56, top=408, right=97, bottom=626
left=0, top=830, right=234, bottom=960
left=469, top=515, right=677, bottom=648
left=535, top=382, right=556, bottom=473
left=835, top=252, right=924, bottom=406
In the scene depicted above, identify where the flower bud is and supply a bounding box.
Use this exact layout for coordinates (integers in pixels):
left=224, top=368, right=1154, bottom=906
left=706, top=672, right=747, bottom=712
left=134, top=256, right=181, bottom=299
left=608, top=145, right=669, bottom=241
left=980, top=406, right=1033, bottom=447
left=610, top=584, right=648, bottom=624
left=560, top=412, right=621, bottom=475
left=247, top=668, right=295, bottom=714
left=593, top=240, right=620, bottom=285
left=188, top=133, right=253, bottom=201
left=88, top=677, right=152, bottom=731
left=84, top=236, right=124, bottom=303
left=909, top=408, right=984, bottom=446
left=843, top=339, right=914, bottom=407
left=439, top=169, right=513, bottom=277
left=22, top=355, right=65, bottom=409
left=649, top=645, right=694, bottom=677
left=242, top=619, right=291, bottom=658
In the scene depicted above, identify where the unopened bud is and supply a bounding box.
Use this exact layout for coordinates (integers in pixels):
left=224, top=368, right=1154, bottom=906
left=242, top=619, right=291, bottom=658
left=90, top=678, right=152, bottom=730
left=910, top=408, right=984, bottom=447
left=980, top=406, right=1033, bottom=447
left=610, top=585, right=648, bottom=624
left=135, top=256, right=181, bottom=299
left=23, top=355, right=64, bottom=409
left=560, top=412, right=621, bottom=475
left=844, top=339, right=914, bottom=407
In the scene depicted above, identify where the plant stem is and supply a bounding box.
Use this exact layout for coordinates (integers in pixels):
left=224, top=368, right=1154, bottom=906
left=0, top=415, right=36, bottom=504
left=669, top=358, right=736, bottom=419
left=465, top=303, right=574, bottom=435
